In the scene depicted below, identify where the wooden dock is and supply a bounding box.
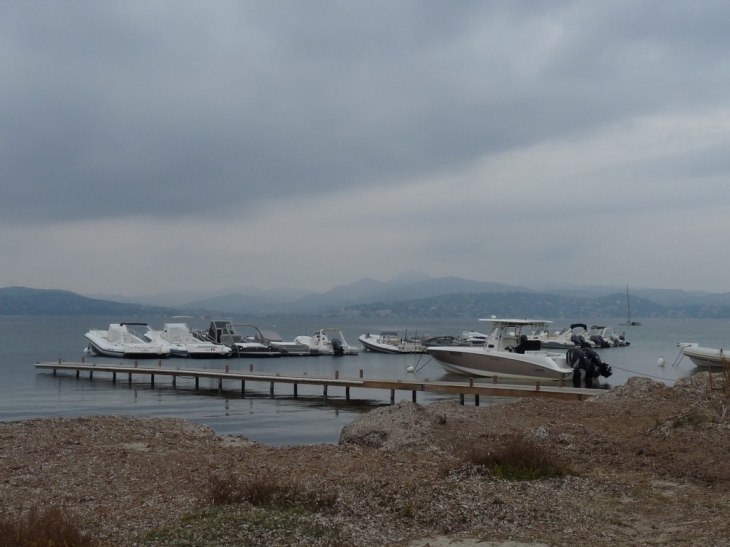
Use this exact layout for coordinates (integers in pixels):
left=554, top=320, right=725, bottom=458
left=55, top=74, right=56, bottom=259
left=35, top=359, right=599, bottom=404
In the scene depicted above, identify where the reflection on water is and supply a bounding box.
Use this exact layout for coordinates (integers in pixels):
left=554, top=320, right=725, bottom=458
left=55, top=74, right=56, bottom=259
left=1, top=315, right=728, bottom=444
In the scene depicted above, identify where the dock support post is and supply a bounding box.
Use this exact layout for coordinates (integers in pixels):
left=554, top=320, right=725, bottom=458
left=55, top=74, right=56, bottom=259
left=412, top=390, right=417, bottom=403
left=81, top=356, right=85, bottom=364
left=76, top=370, right=80, bottom=379
left=218, top=379, right=223, bottom=393
left=270, top=382, right=274, bottom=398
left=475, top=394, right=480, bottom=406
left=323, top=385, right=328, bottom=400
left=459, top=394, right=464, bottom=405
left=250, top=363, right=254, bottom=372
left=345, top=386, right=350, bottom=400
left=390, top=389, right=395, bottom=404
left=535, top=381, right=540, bottom=392
left=89, top=371, right=93, bottom=381
left=172, top=375, right=176, bottom=388
left=150, top=374, right=154, bottom=389
left=53, top=369, right=56, bottom=377
left=293, top=384, right=298, bottom=398
left=112, top=372, right=116, bottom=384
left=128, top=373, right=132, bottom=384
left=469, top=377, right=474, bottom=387
left=195, top=377, right=199, bottom=390
left=241, top=380, right=245, bottom=397
left=359, top=369, right=363, bottom=378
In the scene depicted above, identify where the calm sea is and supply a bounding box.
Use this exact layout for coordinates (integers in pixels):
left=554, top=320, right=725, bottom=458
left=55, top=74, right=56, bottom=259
left=1, top=315, right=726, bottom=445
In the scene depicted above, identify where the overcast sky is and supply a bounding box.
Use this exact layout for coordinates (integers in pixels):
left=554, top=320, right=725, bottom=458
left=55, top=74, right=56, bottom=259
left=2, top=1, right=729, bottom=296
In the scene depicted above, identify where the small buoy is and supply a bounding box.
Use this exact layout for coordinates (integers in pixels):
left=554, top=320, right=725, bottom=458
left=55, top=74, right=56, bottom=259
left=657, top=357, right=665, bottom=367
left=406, top=365, right=415, bottom=373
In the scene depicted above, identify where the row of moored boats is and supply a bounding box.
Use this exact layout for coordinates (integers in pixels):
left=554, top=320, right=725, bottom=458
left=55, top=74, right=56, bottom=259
left=84, top=321, right=360, bottom=360
left=84, top=318, right=631, bottom=385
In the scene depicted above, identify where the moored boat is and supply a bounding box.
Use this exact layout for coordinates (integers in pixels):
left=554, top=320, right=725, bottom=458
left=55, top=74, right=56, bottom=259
left=679, top=343, right=728, bottom=369
left=197, top=321, right=284, bottom=357
left=426, top=318, right=574, bottom=380
left=359, top=330, right=427, bottom=354
left=294, top=328, right=359, bottom=355
left=84, top=323, right=171, bottom=359
left=145, top=323, right=232, bottom=358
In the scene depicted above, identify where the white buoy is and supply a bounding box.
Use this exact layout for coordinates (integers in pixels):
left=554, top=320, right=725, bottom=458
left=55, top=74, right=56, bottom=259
left=657, top=357, right=665, bottom=367
left=406, top=365, right=415, bottom=373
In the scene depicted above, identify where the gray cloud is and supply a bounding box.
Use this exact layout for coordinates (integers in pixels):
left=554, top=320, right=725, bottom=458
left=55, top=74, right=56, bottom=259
left=2, top=1, right=730, bottom=294
left=3, top=1, right=729, bottom=224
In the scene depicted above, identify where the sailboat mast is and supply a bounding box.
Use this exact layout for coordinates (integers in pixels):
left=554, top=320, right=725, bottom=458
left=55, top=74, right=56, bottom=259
left=626, top=284, right=631, bottom=323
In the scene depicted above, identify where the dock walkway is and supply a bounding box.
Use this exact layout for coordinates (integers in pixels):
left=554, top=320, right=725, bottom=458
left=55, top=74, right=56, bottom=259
left=35, top=359, right=599, bottom=404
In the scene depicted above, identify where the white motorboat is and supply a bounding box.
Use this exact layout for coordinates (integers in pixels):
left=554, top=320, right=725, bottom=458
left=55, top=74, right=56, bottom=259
left=84, top=323, right=171, bottom=359
left=359, top=330, right=427, bottom=354
left=144, top=323, right=232, bottom=359
left=528, top=322, right=576, bottom=349
left=260, top=328, right=313, bottom=356
left=426, top=318, right=574, bottom=380
left=679, top=343, right=727, bottom=369
left=294, top=328, right=359, bottom=356
left=198, top=321, right=284, bottom=358
left=459, top=331, right=489, bottom=346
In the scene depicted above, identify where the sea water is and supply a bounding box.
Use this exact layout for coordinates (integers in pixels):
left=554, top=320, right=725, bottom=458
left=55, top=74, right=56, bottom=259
left=0, top=315, right=726, bottom=445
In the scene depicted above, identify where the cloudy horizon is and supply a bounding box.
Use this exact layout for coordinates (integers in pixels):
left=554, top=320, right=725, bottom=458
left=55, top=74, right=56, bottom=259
left=2, top=1, right=729, bottom=296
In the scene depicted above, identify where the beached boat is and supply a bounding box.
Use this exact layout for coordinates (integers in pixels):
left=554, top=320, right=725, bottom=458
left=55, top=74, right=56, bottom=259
left=359, top=330, right=427, bottom=354
left=144, top=323, right=232, bottom=358
left=294, top=328, right=359, bottom=356
left=84, top=323, right=171, bottom=359
left=426, top=318, right=574, bottom=380
left=679, top=343, right=727, bottom=369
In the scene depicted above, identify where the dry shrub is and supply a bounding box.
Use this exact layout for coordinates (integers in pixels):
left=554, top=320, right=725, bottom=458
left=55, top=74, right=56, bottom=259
left=722, top=356, right=730, bottom=396
left=0, top=505, right=97, bottom=547
left=207, top=473, right=336, bottom=510
left=463, top=434, right=570, bottom=480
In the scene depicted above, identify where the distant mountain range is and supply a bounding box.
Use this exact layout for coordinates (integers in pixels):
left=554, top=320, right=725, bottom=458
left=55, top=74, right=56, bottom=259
left=2, top=275, right=730, bottom=318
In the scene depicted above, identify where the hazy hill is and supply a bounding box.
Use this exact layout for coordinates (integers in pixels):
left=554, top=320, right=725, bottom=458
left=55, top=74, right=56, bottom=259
left=341, top=291, right=668, bottom=319
left=0, top=287, right=180, bottom=316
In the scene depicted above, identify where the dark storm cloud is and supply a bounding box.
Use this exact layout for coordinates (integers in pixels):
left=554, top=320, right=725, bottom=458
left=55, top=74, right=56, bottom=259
left=2, top=1, right=729, bottom=223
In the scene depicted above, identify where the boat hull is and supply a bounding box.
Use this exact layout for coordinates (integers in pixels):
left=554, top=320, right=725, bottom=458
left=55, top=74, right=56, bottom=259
left=359, top=334, right=425, bottom=354
left=426, top=346, right=572, bottom=380
left=681, top=344, right=727, bottom=369
left=86, top=340, right=170, bottom=359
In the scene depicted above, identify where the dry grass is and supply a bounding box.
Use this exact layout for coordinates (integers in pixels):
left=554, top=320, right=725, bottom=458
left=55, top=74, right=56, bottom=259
left=461, top=434, right=571, bottom=480
left=0, top=505, right=97, bottom=547
left=206, top=472, right=337, bottom=511
left=722, top=356, right=730, bottom=396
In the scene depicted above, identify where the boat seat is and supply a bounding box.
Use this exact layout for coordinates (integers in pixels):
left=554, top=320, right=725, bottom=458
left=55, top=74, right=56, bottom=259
left=515, top=334, right=541, bottom=354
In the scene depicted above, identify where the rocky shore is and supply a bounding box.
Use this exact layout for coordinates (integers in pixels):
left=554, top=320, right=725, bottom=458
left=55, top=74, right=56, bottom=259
left=1, top=374, right=729, bottom=546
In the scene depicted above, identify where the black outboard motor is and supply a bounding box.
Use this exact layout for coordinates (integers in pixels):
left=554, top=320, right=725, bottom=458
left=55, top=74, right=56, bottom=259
left=590, top=335, right=609, bottom=348
left=331, top=338, right=344, bottom=356
left=566, top=348, right=590, bottom=385
left=585, top=348, right=612, bottom=378
left=570, top=334, right=591, bottom=348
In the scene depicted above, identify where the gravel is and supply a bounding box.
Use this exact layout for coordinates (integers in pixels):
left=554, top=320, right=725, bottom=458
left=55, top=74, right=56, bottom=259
left=1, top=373, right=729, bottom=546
